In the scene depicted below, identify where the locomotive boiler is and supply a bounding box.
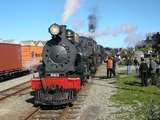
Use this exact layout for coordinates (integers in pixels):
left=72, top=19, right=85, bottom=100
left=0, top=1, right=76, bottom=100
left=31, top=23, right=103, bottom=106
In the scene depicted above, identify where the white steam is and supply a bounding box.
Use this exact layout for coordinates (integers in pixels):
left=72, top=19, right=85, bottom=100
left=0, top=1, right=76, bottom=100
left=62, top=0, right=81, bottom=23
left=79, top=24, right=138, bottom=37
left=124, top=33, right=145, bottom=47
left=72, top=19, right=83, bottom=30
left=78, top=24, right=144, bottom=47
left=98, top=24, right=138, bottom=36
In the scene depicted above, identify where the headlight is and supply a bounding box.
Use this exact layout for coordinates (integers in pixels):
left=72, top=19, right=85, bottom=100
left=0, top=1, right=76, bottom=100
left=49, top=24, right=60, bottom=35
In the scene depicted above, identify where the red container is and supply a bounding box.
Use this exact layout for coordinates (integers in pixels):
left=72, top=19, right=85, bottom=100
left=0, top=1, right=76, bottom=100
left=0, top=43, right=22, bottom=72
left=31, top=77, right=81, bottom=91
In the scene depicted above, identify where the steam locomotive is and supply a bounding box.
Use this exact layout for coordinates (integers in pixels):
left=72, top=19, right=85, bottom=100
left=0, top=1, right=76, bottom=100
left=31, top=23, right=105, bottom=106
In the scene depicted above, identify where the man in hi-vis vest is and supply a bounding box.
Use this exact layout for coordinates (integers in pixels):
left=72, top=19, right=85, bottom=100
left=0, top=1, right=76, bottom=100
left=105, top=57, right=113, bottom=78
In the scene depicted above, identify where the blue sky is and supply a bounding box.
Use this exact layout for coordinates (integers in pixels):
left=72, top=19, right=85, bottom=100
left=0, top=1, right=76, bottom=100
left=0, top=0, right=160, bottom=48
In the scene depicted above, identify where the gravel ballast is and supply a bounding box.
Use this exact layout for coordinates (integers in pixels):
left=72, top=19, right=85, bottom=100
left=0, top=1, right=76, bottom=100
left=76, top=64, right=119, bottom=120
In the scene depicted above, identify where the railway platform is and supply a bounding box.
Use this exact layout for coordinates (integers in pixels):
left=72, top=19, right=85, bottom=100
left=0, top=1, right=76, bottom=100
left=0, top=74, right=33, bottom=92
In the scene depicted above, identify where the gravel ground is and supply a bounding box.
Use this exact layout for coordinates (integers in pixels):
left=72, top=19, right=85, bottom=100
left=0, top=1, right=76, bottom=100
left=0, top=65, right=134, bottom=120
left=0, top=88, right=36, bottom=120
left=0, top=74, right=33, bottom=91
left=75, top=65, right=142, bottom=120
left=76, top=64, right=120, bottom=120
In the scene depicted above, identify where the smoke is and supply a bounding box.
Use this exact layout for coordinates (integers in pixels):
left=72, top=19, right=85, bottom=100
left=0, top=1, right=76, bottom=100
left=88, top=5, right=98, bottom=33
left=62, top=0, right=81, bottom=23
left=79, top=24, right=138, bottom=37
left=78, top=23, right=144, bottom=47
left=62, top=0, right=142, bottom=47
left=88, top=13, right=97, bottom=32
left=98, top=24, right=138, bottom=37
left=72, top=19, right=84, bottom=30
left=135, top=40, right=145, bottom=47
left=120, top=24, right=138, bottom=34
left=25, top=61, right=39, bottom=70
left=124, top=33, right=145, bottom=47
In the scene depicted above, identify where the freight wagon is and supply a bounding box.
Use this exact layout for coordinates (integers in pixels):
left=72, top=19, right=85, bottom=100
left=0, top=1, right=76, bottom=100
left=21, top=45, right=43, bottom=69
left=0, top=43, right=29, bottom=80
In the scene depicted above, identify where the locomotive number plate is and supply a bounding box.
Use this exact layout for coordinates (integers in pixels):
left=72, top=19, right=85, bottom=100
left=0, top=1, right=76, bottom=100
left=50, top=73, right=59, bottom=77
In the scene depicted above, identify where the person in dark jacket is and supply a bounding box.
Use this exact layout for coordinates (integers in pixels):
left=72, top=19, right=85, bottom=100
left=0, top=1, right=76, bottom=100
left=139, top=58, right=149, bottom=86
left=112, top=56, right=119, bottom=76
left=156, top=60, right=160, bottom=80
left=150, top=59, right=157, bottom=85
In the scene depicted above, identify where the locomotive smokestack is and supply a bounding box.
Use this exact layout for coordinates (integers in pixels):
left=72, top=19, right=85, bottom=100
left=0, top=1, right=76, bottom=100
left=60, top=25, right=67, bottom=39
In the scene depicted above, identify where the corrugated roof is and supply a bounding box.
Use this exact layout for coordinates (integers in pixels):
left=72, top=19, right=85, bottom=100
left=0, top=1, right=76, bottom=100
left=0, top=39, right=47, bottom=46
left=20, top=40, right=46, bottom=46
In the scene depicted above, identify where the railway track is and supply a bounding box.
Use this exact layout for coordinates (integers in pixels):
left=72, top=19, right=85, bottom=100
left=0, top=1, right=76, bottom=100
left=0, top=81, right=31, bottom=101
left=24, top=84, right=90, bottom=120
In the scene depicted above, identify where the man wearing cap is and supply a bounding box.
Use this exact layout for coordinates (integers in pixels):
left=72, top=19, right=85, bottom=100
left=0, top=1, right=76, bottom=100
left=139, top=58, right=149, bottom=86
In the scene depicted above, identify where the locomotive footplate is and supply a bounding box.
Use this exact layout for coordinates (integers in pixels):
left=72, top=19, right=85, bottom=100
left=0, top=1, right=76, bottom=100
left=34, top=89, right=76, bottom=106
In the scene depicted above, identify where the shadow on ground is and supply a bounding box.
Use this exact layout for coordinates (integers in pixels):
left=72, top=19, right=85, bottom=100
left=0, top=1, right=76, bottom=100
left=124, top=81, right=142, bottom=87
left=93, top=76, right=107, bottom=79
left=26, top=97, right=34, bottom=104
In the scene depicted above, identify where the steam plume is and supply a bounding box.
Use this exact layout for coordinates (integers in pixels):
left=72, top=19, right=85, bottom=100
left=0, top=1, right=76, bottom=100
left=78, top=23, right=144, bottom=47
left=72, top=19, right=83, bottom=30
left=62, top=0, right=81, bottom=23
left=124, top=33, right=145, bottom=47
left=79, top=24, right=138, bottom=37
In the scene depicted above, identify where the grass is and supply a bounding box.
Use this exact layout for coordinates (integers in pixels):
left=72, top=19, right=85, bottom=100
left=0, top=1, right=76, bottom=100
left=111, top=72, right=160, bottom=120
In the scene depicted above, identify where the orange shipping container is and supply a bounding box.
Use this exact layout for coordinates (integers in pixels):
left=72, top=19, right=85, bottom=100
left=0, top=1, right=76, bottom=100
left=21, top=45, right=43, bottom=68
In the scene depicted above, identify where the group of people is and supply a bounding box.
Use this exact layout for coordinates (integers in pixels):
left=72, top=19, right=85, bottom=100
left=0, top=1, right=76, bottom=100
left=105, top=56, right=119, bottom=78
left=129, top=57, right=160, bottom=86
left=104, top=55, right=160, bottom=86
left=139, top=57, right=160, bottom=86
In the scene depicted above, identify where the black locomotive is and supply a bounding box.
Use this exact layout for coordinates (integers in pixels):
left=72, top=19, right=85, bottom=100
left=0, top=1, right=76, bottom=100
left=31, top=23, right=105, bottom=106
